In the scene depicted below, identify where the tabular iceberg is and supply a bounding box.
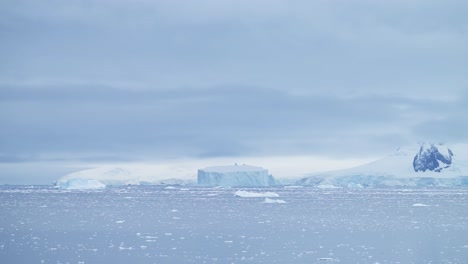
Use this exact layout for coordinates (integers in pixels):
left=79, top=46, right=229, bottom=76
left=57, top=178, right=106, bottom=190
left=198, top=164, right=276, bottom=187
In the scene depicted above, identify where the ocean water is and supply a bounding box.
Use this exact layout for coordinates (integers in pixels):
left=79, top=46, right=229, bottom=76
left=1, top=186, right=467, bottom=263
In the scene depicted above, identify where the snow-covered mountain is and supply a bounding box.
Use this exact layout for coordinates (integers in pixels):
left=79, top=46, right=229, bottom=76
left=298, top=143, right=468, bottom=187
left=413, top=143, right=453, bottom=172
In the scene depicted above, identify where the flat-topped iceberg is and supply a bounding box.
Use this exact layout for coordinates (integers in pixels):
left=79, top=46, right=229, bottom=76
left=57, top=178, right=106, bottom=190
left=198, top=164, right=275, bottom=187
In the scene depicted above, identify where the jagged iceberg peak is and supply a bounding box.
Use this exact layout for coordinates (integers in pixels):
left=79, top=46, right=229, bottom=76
left=413, top=143, right=454, bottom=172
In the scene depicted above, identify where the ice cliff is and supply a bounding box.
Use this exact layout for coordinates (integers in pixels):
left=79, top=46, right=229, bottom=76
left=198, top=164, right=276, bottom=187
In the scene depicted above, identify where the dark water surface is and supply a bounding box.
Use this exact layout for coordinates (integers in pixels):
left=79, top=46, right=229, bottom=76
left=1, top=186, right=467, bottom=263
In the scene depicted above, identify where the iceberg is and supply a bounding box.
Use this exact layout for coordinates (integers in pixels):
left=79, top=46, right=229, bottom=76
left=198, top=164, right=275, bottom=187
left=57, top=178, right=106, bottom=190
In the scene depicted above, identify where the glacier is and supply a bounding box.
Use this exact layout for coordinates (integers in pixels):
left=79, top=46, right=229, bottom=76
left=198, top=164, right=276, bottom=187
left=298, top=143, right=468, bottom=188
left=56, top=167, right=194, bottom=187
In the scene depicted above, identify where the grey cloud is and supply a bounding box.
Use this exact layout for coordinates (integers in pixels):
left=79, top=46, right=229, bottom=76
left=1, top=83, right=462, bottom=161
left=1, top=0, right=466, bottom=97
left=412, top=92, right=468, bottom=143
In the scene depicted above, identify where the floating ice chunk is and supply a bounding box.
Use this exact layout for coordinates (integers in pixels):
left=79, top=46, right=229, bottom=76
left=57, top=178, right=106, bottom=190
left=119, top=246, right=133, bottom=250
left=412, top=203, right=431, bottom=207
left=115, top=220, right=125, bottom=224
left=234, top=190, right=279, bottom=198
left=317, top=257, right=337, bottom=261
left=262, top=198, right=286, bottom=204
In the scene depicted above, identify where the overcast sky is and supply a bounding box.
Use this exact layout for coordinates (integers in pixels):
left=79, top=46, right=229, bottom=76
left=1, top=0, right=467, bottom=184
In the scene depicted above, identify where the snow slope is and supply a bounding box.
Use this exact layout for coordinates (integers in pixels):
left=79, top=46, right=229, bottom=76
left=56, top=167, right=193, bottom=187
left=298, top=143, right=468, bottom=187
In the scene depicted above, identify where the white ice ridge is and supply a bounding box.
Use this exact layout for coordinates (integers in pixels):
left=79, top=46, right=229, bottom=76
left=198, top=164, right=275, bottom=187
left=57, top=178, right=106, bottom=190
left=234, top=190, right=279, bottom=198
